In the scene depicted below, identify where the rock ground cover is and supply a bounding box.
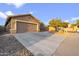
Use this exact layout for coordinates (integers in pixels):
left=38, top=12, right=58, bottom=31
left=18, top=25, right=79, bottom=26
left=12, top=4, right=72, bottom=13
left=0, top=34, right=32, bottom=56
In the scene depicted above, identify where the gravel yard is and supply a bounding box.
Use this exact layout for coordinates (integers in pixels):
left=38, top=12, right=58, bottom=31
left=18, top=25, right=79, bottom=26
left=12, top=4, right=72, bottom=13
left=0, top=34, right=32, bottom=56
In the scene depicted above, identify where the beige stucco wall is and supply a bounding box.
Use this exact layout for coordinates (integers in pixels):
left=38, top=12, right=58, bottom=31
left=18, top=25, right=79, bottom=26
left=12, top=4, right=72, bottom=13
left=10, top=19, right=16, bottom=34
left=49, top=26, right=55, bottom=31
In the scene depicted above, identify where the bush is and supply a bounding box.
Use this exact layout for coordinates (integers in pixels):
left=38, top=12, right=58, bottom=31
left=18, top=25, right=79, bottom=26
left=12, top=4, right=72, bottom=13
left=0, top=26, right=5, bottom=34
left=40, top=22, right=47, bottom=32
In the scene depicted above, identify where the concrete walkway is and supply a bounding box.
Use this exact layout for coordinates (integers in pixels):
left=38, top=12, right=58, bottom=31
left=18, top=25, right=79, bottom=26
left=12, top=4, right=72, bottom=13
left=15, top=32, right=64, bottom=56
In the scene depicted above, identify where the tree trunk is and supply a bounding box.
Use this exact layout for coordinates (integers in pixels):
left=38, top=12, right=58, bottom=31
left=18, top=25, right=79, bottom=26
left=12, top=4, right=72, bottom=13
left=55, top=27, right=58, bottom=32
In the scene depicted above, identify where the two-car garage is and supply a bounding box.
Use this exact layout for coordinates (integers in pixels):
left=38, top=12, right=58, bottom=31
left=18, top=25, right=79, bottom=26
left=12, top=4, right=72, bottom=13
left=16, top=21, right=38, bottom=33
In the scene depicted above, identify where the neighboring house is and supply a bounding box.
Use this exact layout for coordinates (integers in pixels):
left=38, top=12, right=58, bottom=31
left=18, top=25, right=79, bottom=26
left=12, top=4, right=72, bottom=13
left=48, top=26, right=55, bottom=32
left=67, top=24, right=76, bottom=32
left=73, top=26, right=79, bottom=32
left=63, top=24, right=79, bottom=32
left=5, top=14, right=40, bottom=34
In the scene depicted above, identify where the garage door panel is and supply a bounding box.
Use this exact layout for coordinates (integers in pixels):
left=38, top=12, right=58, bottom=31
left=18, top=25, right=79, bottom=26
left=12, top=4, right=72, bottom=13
left=28, top=24, right=37, bottom=32
left=16, top=21, right=37, bottom=33
left=17, top=22, right=28, bottom=33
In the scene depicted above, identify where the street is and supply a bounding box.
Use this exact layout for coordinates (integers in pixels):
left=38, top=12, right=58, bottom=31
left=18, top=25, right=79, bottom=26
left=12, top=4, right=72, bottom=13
left=54, top=32, right=79, bottom=56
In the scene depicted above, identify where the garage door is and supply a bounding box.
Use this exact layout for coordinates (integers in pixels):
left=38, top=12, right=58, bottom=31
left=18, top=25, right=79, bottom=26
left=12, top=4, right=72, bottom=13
left=16, top=21, right=37, bottom=33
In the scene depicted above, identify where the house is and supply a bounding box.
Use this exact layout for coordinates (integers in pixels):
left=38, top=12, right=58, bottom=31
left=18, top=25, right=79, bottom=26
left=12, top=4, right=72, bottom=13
left=48, top=26, right=55, bottom=32
left=5, top=14, right=40, bottom=34
left=63, top=24, right=79, bottom=32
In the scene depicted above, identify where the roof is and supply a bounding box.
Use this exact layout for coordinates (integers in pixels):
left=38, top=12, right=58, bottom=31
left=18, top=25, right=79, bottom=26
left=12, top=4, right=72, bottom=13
left=5, top=14, right=40, bottom=26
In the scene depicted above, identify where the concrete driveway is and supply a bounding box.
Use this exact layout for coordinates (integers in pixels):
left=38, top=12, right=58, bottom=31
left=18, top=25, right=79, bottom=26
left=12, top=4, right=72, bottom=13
left=15, top=32, right=64, bottom=56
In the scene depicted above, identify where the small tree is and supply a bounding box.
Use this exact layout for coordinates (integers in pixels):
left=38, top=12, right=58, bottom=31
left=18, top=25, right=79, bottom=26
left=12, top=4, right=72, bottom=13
left=45, top=25, right=49, bottom=31
left=76, top=19, right=79, bottom=27
left=61, top=22, right=69, bottom=28
left=71, top=24, right=76, bottom=28
left=49, top=18, right=62, bottom=31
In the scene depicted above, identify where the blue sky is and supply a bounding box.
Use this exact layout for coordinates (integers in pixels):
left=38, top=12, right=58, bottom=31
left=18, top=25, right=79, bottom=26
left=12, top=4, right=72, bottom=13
left=0, top=3, right=79, bottom=25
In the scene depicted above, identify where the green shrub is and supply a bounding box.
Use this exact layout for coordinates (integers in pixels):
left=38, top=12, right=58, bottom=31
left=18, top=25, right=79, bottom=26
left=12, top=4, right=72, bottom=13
left=0, top=25, right=5, bottom=34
